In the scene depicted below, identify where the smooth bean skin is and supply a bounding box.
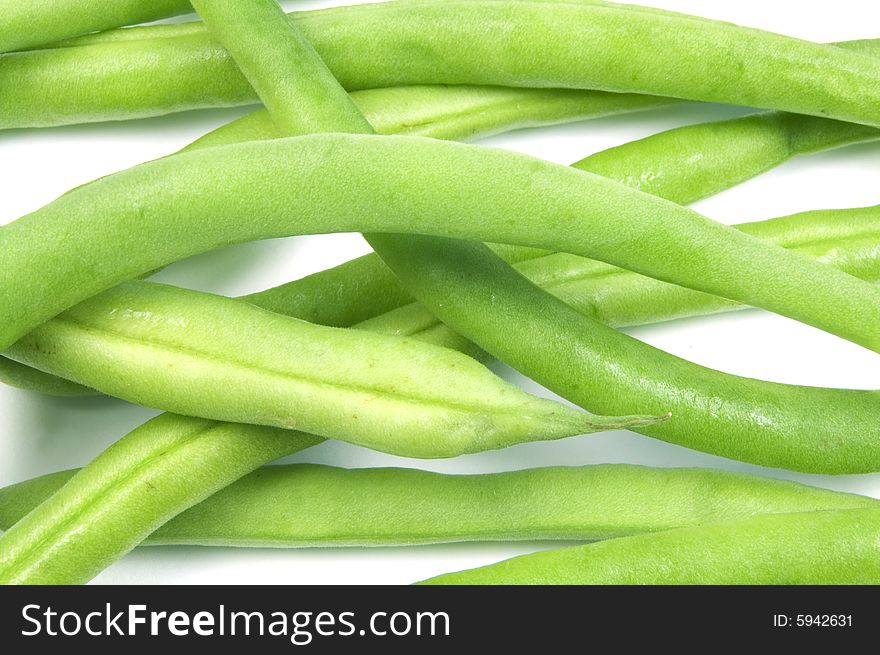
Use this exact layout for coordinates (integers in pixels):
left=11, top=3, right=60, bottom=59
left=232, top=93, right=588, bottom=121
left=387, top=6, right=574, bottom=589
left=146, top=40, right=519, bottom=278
left=5, top=136, right=880, bottom=357
left=7, top=97, right=876, bottom=395
left=0, top=0, right=192, bottom=53
left=419, top=508, right=880, bottom=584
left=0, top=83, right=628, bottom=395
left=578, top=110, right=880, bottom=205
left=7, top=1, right=880, bottom=127
left=0, top=464, right=873, bottom=547
left=9, top=280, right=641, bottom=459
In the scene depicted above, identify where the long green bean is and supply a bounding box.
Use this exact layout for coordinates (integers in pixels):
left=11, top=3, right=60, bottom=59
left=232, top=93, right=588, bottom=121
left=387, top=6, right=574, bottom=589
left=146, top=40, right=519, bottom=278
left=419, top=508, right=880, bottom=584
left=1, top=464, right=874, bottom=547
left=0, top=0, right=193, bottom=54
left=7, top=1, right=880, bottom=127
left=4, top=136, right=880, bottom=354
left=6, top=280, right=646, bottom=458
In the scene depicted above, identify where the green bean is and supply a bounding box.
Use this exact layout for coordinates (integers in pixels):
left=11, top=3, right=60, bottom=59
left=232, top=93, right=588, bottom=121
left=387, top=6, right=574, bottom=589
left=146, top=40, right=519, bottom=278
left=1, top=464, right=874, bottom=548
left=0, top=0, right=193, bottom=54
left=8, top=1, right=880, bottom=128
left=418, top=508, right=880, bottom=584
left=4, top=135, right=880, bottom=355
left=577, top=110, right=880, bottom=205
left=191, top=0, right=376, bottom=136
left=2, top=82, right=649, bottom=397
left=7, top=279, right=647, bottom=458
left=373, top=231, right=880, bottom=473
left=0, top=262, right=398, bottom=584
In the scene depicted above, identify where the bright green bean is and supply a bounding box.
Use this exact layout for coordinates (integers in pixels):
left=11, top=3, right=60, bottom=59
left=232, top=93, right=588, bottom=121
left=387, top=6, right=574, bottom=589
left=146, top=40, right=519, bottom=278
left=4, top=135, right=880, bottom=354
left=6, top=280, right=646, bottom=458
left=373, top=232, right=880, bottom=473
left=7, top=1, right=880, bottom=127
left=1, top=464, right=874, bottom=547
left=1, top=82, right=660, bottom=396
left=419, top=508, right=880, bottom=584
left=191, top=0, right=373, bottom=136
left=0, top=0, right=192, bottom=54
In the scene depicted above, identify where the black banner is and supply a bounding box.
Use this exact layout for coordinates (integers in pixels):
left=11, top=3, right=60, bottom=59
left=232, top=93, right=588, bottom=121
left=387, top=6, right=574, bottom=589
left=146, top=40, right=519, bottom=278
left=0, top=585, right=872, bottom=650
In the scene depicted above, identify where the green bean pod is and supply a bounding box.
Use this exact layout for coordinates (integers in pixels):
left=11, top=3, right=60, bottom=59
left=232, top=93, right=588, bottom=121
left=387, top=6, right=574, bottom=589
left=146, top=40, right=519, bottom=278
left=419, top=508, right=880, bottom=584
left=0, top=0, right=193, bottom=54
left=0, top=464, right=874, bottom=548
left=7, top=1, right=880, bottom=127
left=372, top=232, right=880, bottom=473
left=7, top=280, right=643, bottom=459
left=4, top=136, right=880, bottom=355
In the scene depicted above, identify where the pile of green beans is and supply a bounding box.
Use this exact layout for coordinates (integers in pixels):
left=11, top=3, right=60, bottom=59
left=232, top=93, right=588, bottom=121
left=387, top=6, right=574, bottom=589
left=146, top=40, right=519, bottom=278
left=8, top=280, right=647, bottom=458
left=3, top=0, right=880, bottom=588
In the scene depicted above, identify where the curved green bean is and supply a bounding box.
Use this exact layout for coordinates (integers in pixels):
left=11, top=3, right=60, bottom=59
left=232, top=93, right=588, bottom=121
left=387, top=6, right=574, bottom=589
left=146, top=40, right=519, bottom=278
left=1, top=464, right=874, bottom=547
left=7, top=1, right=880, bottom=127
left=4, top=136, right=880, bottom=355
left=419, top=508, right=880, bottom=584
left=0, top=0, right=192, bottom=54
left=1, top=82, right=662, bottom=396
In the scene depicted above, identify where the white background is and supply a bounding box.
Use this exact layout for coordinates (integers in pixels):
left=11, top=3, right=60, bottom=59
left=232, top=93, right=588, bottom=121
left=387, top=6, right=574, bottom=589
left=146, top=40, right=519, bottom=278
left=2, top=0, right=880, bottom=584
